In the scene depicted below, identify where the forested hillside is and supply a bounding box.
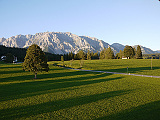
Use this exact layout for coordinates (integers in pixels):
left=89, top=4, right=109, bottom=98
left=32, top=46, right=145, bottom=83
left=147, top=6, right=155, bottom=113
left=0, top=45, right=62, bottom=62
left=0, top=45, right=26, bottom=61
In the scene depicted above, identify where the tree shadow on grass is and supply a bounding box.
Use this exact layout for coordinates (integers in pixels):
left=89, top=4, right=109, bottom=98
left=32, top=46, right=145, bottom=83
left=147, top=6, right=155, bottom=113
left=0, top=70, right=92, bottom=82
left=0, top=89, right=132, bottom=120
left=96, top=100, right=160, bottom=120
left=0, top=68, right=62, bottom=75
left=0, top=65, right=22, bottom=69
left=0, top=69, right=25, bottom=74
left=0, top=72, right=118, bottom=102
left=0, top=64, right=23, bottom=74
left=0, top=64, right=63, bottom=75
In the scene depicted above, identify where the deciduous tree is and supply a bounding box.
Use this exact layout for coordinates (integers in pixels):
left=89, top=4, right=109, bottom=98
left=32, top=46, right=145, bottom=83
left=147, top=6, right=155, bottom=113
left=124, top=46, right=135, bottom=59
left=22, top=44, right=49, bottom=79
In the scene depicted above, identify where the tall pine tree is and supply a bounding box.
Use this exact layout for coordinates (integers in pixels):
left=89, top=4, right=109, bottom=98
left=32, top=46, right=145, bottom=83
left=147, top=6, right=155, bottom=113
left=116, top=50, right=124, bottom=59
left=87, top=50, right=91, bottom=60
left=105, top=47, right=114, bottom=59
left=78, top=50, right=85, bottom=60
left=100, top=48, right=106, bottom=59
left=136, top=45, right=142, bottom=59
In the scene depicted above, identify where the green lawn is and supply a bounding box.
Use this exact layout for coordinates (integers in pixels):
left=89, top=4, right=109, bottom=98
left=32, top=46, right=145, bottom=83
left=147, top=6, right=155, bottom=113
left=0, top=61, right=160, bottom=120
left=51, top=59, right=160, bottom=76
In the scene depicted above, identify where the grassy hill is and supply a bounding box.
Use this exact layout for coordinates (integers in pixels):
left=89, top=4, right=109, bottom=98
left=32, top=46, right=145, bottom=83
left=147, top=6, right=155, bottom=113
left=0, top=60, right=160, bottom=119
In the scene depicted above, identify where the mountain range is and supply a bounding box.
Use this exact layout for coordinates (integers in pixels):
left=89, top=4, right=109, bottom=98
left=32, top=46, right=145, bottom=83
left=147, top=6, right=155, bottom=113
left=0, top=32, right=158, bottom=55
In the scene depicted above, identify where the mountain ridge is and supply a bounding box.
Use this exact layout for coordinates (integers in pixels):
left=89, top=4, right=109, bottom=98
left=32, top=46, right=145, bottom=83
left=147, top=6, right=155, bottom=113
left=0, top=32, right=156, bottom=55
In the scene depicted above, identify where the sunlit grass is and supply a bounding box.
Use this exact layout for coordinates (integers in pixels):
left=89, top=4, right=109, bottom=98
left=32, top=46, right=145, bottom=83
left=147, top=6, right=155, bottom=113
left=0, top=62, right=160, bottom=120
left=50, top=59, right=160, bottom=76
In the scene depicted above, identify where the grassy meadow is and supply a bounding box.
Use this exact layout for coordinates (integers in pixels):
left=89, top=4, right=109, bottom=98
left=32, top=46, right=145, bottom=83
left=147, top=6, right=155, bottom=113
left=53, top=59, right=160, bottom=76
left=0, top=59, right=160, bottom=119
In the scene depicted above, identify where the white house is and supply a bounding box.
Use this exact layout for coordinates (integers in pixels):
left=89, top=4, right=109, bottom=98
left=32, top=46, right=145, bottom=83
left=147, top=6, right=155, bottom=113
left=13, top=56, right=18, bottom=63
left=1, top=55, right=18, bottom=63
left=122, top=57, right=129, bottom=59
left=1, top=56, right=6, bottom=61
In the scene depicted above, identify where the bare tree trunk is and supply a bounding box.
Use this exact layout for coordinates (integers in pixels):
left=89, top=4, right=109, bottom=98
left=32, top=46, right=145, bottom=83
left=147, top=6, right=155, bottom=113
left=35, top=72, right=37, bottom=79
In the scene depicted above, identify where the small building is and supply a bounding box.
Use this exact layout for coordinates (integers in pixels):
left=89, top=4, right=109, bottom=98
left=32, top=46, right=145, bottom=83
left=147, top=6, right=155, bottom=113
left=122, top=57, right=129, bottom=59
left=13, top=56, right=18, bottom=63
left=1, top=55, right=18, bottom=63
left=1, top=56, right=6, bottom=61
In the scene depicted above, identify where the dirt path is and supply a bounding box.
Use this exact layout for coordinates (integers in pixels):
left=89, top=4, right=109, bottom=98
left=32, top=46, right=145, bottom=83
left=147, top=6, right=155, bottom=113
left=67, top=68, right=160, bottom=78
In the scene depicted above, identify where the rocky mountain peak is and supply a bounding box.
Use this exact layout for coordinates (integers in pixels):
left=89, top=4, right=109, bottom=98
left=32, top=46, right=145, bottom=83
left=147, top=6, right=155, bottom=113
left=0, top=32, right=156, bottom=55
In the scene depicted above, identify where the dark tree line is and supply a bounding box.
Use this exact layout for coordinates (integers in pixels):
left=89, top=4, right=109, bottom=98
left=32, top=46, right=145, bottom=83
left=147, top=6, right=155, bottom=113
left=0, top=45, right=145, bottom=63
left=63, top=50, right=99, bottom=61
left=63, top=46, right=142, bottom=60
left=0, top=45, right=100, bottom=62
left=0, top=45, right=27, bottom=62
left=45, top=53, right=62, bottom=61
left=0, top=45, right=62, bottom=62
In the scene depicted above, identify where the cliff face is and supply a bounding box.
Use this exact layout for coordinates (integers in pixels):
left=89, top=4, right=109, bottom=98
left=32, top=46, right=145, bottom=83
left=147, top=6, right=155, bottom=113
left=0, top=32, right=112, bottom=54
left=0, top=32, right=156, bottom=54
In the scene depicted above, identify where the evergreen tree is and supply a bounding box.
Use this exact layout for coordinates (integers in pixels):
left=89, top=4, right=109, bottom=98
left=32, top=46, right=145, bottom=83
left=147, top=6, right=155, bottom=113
left=136, top=45, right=142, bottom=59
left=87, top=50, right=91, bottom=60
left=93, top=51, right=99, bottom=59
left=100, top=48, right=106, bottom=59
left=100, top=48, right=114, bottom=59
left=70, top=51, right=74, bottom=60
left=124, top=46, right=135, bottom=59
left=64, top=53, right=68, bottom=61
left=116, top=50, right=124, bottom=59
left=74, top=54, right=78, bottom=60
left=105, top=47, right=114, bottom=59
left=115, top=53, right=119, bottom=59
left=22, top=44, right=49, bottom=79
left=91, top=51, right=94, bottom=59
left=68, top=52, right=71, bottom=60
left=5, top=53, right=14, bottom=63
left=78, top=50, right=85, bottom=60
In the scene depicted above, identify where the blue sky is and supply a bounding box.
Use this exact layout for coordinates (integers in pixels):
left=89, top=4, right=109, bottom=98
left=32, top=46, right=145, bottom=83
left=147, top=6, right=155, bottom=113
left=0, top=0, right=160, bottom=50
